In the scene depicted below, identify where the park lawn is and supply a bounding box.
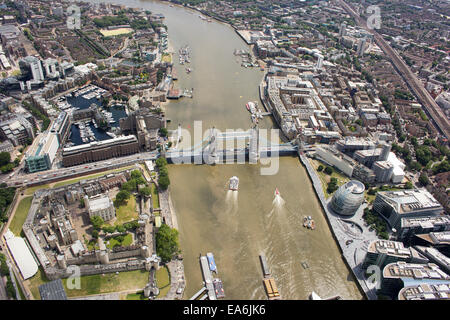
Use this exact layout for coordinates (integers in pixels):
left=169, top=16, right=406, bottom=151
left=310, top=159, right=350, bottom=199
left=162, top=53, right=172, bottom=63
left=53, top=166, right=136, bottom=188
left=126, top=291, right=147, bottom=300
left=111, top=195, right=139, bottom=226
left=27, top=267, right=50, bottom=300
left=152, top=184, right=159, bottom=209
left=9, top=196, right=33, bottom=236
left=365, top=191, right=376, bottom=204
left=106, top=233, right=133, bottom=249
left=100, top=28, right=133, bottom=37
left=13, top=273, right=26, bottom=300
left=25, top=184, right=50, bottom=195
left=156, top=266, right=170, bottom=299
left=62, top=270, right=149, bottom=298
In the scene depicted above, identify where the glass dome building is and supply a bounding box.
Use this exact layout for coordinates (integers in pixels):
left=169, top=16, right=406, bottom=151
left=330, top=180, right=365, bottom=216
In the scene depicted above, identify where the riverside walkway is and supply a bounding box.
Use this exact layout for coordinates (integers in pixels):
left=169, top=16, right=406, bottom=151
left=299, top=152, right=379, bottom=300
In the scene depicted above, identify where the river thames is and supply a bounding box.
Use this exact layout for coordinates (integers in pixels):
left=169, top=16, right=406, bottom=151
left=88, top=0, right=362, bottom=300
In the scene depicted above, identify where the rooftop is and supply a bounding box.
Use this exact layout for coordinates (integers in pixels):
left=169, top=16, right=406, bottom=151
left=377, top=188, right=442, bottom=215
left=4, top=230, right=39, bottom=280
left=383, top=261, right=450, bottom=281
left=38, top=279, right=67, bottom=300
left=399, top=282, right=450, bottom=300
left=87, top=194, right=112, bottom=212
left=368, top=239, right=424, bottom=260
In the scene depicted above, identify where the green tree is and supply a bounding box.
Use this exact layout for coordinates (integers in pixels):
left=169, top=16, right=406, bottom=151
left=404, top=181, right=414, bottom=189
left=159, top=127, right=168, bottom=137
left=155, top=157, right=167, bottom=168
left=1, top=163, right=14, bottom=174
left=155, top=223, right=180, bottom=263
left=324, top=166, right=333, bottom=175
left=317, top=165, right=324, bottom=172
left=90, top=216, right=104, bottom=230
left=131, top=170, right=143, bottom=180
left=6, top=278, right=15, bottom=298
left=158, top=175, right=170, bottom=191
left=121, top=180, right=137, bottom=192
left=419, top=173, right=429, bottom=186
left=116, top=225, right=126, bottom=233
left=0, top=152, right=11, bottom=166
left=115, top=190, right=131, bottom=206
left=139, top=186, right=152, bottom=197
left=102, top=226, right=116, bottom=234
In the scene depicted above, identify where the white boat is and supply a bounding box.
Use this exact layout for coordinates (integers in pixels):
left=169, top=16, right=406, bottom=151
left=229, top=176, right=239, bottom=191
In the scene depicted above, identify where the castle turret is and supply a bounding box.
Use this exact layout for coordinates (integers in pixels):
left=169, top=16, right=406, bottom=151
left=48, top=234, right=58, bottom=249
left=57, top=254, right=67, bottom=269
left=141, top=245, right=151, bottom=258
left=99, top=250, right=109, bottom=264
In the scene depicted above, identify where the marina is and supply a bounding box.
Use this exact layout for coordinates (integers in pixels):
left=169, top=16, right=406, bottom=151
left=245, top=101, right=263, bottom=125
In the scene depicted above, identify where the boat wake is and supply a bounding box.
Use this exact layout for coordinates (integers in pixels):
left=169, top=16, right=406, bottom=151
left=225, top=190, right=239, bottom=220
left=272, top=193, right=285, bottom=208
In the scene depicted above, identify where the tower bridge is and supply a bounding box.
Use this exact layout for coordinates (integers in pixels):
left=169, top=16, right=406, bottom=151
left=165, top=127, right=298, bottom=165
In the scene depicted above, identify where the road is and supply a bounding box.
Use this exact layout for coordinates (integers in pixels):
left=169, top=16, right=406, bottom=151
left=1, top=151, right=159, bottom=188
left=339, top=0, right=450, bottom=139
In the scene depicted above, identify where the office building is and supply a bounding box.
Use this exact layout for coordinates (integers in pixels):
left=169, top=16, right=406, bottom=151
left=19, top=56, right=45, bottom=82
left=25, top=132, right=59, bottom=173
left=373, top=189, right=444, bottom=229
left=398, top=216, right=450, bottom=241
left=315, top=145, right=356, bottom=177
left=0, top=114, right=35, bottom=146
left=49, top=111, right=70, bottom=145
left=330, top=180, right=365, bottom=216
left=414, top=246, right=450, bottom=274
left=62, top=135, right=139, bottom=167
left=381, top=261, right=450, bottom=299
left=362, top=240, right=429, bottom=270
left=398, top=282, right=450, bottom=300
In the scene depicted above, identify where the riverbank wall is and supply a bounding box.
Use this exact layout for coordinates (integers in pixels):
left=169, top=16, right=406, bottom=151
left=298, top=152, right=376, bottom=300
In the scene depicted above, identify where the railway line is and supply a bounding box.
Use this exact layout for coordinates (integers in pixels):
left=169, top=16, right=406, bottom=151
left=340, top=0, right=450, bottom=139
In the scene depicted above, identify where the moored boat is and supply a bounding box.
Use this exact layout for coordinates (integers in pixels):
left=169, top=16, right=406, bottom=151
left=207, top=252, right=217, bottom=273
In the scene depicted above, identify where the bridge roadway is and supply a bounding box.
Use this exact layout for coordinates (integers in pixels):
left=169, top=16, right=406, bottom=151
left=3, top=125, right=299, bottom=189
left=165, top=144, right=298, bottom=164
left=2, top=143, right=298, bottom=189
